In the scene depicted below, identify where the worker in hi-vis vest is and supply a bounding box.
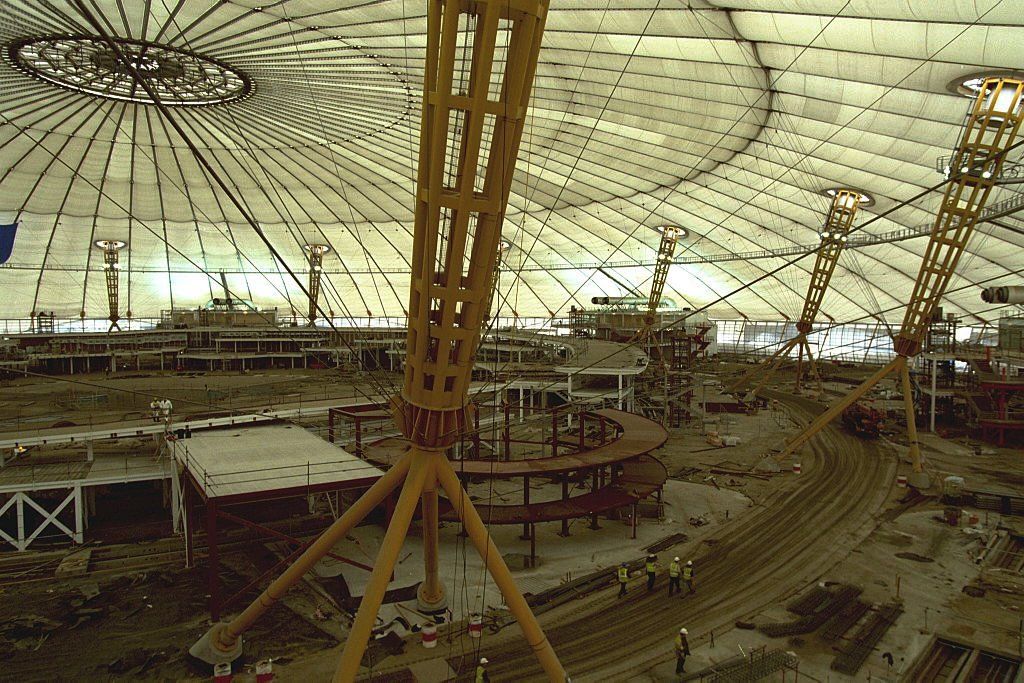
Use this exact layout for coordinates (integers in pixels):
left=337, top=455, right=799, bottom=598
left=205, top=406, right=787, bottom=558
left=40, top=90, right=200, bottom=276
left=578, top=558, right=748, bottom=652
left=617, top=561, right=629, bottom=598
left=476, top=657, right=489, bottom=682
left=674, top=627, right=691, bottom=674
left=668, top=556, right=682, bottom=596
left=645, top=553, right=658, bottom=591
left=683, top=560, right=695, bottom=594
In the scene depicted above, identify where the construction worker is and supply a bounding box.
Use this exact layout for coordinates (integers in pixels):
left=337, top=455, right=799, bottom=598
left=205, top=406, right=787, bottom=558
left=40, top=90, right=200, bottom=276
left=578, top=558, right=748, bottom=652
left=645, top=553, right=657, bottom=591
left=674, top=627, right=690, bottom=674
left=682, top=560, right=695, bottom=594
left=668, top=556, right=682, bottom=596
left=150, top=397, right=160, bottom=422
left=476, top=656, right=490, bottom=683
left=617, top=561, right=629, bottom=598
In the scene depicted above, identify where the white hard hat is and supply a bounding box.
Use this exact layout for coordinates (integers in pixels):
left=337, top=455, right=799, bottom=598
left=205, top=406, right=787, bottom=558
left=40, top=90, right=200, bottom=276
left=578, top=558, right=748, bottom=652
left=480, top=657, right=488, bottom=665
left=686, top=560, right=693, bottom=566
left=673, top=556, right=680, bottom=562
left=679, top=627, right=688, bottom=634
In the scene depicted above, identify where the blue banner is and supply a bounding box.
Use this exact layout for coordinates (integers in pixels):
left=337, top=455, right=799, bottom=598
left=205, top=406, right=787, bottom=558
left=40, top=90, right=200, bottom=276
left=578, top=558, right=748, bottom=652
left=0, top=222, right=16, bottom=264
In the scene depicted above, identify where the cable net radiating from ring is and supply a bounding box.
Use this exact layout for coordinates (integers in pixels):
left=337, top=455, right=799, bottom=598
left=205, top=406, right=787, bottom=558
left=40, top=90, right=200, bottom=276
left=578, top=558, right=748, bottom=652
left=7, top=36, right=252, bottom=106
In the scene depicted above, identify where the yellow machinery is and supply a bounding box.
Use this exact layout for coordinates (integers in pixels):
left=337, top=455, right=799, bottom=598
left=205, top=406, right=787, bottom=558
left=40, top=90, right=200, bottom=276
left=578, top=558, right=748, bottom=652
left=727, top=189, right=862, bottom=398
left=188, top=1, right=562, bottom=681
left=777, top=78, right=1023, bottom=486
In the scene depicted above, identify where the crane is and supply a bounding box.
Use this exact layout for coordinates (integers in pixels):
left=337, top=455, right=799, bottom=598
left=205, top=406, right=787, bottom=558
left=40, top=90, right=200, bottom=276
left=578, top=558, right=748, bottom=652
left=727, top=189, right=863, bottom=398
left=776, top=78, right=1023, bottom=488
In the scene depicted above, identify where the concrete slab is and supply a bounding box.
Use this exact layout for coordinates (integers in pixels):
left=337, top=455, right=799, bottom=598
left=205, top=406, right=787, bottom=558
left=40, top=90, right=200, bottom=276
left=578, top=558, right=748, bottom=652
left=174, top=424, right=382, bottom=499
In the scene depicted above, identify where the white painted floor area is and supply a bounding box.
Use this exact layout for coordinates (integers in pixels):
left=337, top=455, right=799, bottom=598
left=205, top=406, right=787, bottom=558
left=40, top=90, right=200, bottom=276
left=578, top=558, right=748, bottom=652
left=173, top=424, right=383, bottom=498
left=318, top=479, right=751, bottom=631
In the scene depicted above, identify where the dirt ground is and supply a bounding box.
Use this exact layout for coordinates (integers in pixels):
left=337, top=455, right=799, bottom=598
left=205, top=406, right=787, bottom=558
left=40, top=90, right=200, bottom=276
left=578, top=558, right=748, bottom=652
left=0, top=556, right=337, bottom=681
left=1, top=361, right=1022, bottom=681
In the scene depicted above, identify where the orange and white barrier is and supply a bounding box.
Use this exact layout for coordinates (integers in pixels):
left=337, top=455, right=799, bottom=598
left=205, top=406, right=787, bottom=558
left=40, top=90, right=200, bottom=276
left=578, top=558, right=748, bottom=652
left=421, top=622, right=438, bottom=648
left=213, top=663, right=232, bottom=683
left=468, top=613, right=483, bottom=638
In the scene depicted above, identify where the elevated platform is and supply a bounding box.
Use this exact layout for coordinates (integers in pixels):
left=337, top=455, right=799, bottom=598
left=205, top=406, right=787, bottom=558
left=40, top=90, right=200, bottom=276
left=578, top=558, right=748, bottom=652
left=0, top=452, right=172, bottom=494
left=363, top=408, right=668, bottom=529
left=173, top=424, right=383, bottom=504
left=439, top=453, right=667, bottom=524
left=0, top=452, right=174, bottom=552
left=173, top=423, right=385, bottom=620
left=363, top=408, right=667, bottom=477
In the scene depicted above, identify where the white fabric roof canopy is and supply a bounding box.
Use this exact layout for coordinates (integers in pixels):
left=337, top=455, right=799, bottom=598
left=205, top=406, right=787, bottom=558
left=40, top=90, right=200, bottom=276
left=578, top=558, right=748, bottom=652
left=0, top=0, right=1021, bottom=325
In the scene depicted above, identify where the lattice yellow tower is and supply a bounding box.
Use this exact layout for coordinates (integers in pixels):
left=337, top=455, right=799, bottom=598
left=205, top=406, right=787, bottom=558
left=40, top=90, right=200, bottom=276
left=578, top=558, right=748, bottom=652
left=190, top=2, right=563, bottom=681
left=728, top=189, right=862, bottom=397
left=778, top=79, right=1024, bottom=486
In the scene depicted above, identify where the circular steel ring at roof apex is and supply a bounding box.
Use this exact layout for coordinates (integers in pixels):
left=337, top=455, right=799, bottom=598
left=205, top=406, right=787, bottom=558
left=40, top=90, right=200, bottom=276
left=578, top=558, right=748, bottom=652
left=823, top=187, right=874, bottom=207
left=6, top=35, right=253, bottom=106
left=948, top=71, right=1024, bottom=98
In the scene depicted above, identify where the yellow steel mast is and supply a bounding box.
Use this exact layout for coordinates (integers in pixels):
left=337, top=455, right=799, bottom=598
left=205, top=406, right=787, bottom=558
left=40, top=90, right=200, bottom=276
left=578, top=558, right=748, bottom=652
left=776, top=78, right=1023, bottom=487
left=189, top=2, right=562, bottom=681
left=632, top=225, right=683, bottom=346
left=728, top=189, right=861, bottom=398
left=304, top=244, right=330, bottom=326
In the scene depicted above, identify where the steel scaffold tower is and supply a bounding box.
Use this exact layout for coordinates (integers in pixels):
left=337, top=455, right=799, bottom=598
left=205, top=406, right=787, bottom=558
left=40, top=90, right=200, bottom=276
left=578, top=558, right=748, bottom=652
left=728, top=189, right=862, bottom=398
left=777, top=78, right=1024, bottom=487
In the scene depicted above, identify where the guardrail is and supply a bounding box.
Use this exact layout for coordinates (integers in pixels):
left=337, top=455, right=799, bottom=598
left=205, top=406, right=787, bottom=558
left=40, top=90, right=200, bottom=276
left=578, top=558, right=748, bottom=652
left=0, top=455, right=171, bottom=491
